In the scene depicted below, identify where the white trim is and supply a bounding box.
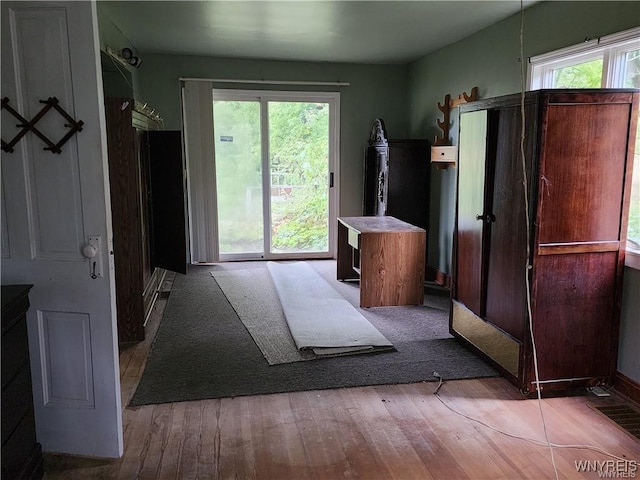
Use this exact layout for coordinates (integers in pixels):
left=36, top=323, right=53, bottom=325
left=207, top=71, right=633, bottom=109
left=261, top=97, right=271, bottom=258
left=626, top=249, right=640, bottom=270
left=181, top=77, right=350, bottom=87
left=529, top=26, right=640, bottom=65
left=528, top=26, right=640, bottom=90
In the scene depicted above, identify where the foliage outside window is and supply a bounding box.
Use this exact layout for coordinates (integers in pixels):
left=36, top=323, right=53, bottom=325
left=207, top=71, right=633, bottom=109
left=529, top=27, right=640, bottom=268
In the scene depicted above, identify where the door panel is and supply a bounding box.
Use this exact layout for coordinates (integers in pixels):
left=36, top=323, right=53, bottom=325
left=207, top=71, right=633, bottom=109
left=213, top=99, right=264, bottom=257
left=147, top=131, right=187, bottom=274
left=386, top=141, right=430, bottom=231
left=484, top=106, right=531, bottom=341
left=537, top=103, right=630, bottom=244
left=456, top=110, right=488, bottom=316
left=104, top=99, right=144, bottom=342
left=1, top=2, right=122, bottom=457
left=532, top=253, right=617, bottom=380
left=268, top=101, right=330, bottom=254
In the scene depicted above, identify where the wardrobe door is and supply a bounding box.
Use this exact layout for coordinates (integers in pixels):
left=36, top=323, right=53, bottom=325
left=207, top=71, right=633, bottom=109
left=147, top=131, right=188, bottom=275
left=456, top=110, right=489, bottom=316
left=484, top=105, right=532, bottom=341
left=532, top=98, right=633, bottom=381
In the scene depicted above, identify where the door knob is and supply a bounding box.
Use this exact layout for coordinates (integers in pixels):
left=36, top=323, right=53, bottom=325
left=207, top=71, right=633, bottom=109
left=82, top=243, right=97, bottom=258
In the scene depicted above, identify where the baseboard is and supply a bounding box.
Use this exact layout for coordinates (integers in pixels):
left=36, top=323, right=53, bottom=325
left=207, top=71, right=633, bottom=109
left=425, top=265, right=451, bottom=289
left=614, top=370, right=640, bottom=405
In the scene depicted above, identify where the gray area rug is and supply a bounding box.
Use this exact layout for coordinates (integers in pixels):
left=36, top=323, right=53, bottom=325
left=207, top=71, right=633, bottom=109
left=211, top=268, right=316, bottom=364
left=212, top=262, right=393, bottom=363
left=130, top=260, right=499, bottom=406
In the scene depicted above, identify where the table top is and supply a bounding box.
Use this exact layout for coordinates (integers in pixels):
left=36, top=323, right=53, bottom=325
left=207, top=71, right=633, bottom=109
left=338, top=216, right=426, bottom=234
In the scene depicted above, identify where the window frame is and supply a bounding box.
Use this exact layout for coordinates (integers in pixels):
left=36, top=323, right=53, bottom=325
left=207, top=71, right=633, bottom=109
left=528, top=26, right=640, bottom=269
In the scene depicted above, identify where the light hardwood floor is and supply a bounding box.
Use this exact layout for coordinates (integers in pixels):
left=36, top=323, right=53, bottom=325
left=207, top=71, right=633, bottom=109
left=44, top=279, right=640, bottom=479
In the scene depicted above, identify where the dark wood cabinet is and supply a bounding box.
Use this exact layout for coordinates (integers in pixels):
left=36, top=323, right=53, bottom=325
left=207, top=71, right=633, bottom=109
left=105, top=99, right=186, bottom=344
left=363, top=119, right=430, bottom=232
left=450, top=89, right=638, bottom=394
left=2, top=285, right=43, bottom=480
left=363, top=119, right=430, bottom=277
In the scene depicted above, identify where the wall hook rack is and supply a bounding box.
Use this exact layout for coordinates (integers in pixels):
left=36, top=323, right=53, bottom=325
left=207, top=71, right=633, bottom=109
left=1, top=96, right=84, bottom=154
left=431, top=86, right=478, bottom=169
left=434, top=86, right=478, bottom=146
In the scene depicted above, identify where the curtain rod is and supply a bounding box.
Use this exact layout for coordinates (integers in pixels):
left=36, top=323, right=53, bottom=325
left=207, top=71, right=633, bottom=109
left=179, top=77, right=350, bottom=87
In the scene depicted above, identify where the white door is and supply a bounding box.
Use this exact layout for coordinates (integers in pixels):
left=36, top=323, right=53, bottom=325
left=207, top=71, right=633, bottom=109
left=1, top=1, right=123, bottom=457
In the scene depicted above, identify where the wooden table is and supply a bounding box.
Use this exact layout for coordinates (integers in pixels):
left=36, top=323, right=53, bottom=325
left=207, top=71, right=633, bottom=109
left=337, top=216, right=426, bottom=307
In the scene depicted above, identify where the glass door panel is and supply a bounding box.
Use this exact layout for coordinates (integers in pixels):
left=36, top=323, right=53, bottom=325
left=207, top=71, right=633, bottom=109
left=213, top=100, right=264, bottom=257
left=268, top=101, right=330, bottom=254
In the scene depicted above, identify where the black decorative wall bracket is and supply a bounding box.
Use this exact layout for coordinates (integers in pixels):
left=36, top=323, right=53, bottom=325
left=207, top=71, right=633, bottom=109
left=1, top=97, right=84, bottom=154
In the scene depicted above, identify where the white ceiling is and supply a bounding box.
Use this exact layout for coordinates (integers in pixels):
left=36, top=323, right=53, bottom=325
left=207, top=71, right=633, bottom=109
left=98, top=0, right=537, bottom=65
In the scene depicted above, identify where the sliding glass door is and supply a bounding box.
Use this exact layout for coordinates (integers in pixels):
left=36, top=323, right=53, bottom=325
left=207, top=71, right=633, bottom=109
left=212, top=90, right=339, bottom=260
left=213, top=99, right=264, bottom=256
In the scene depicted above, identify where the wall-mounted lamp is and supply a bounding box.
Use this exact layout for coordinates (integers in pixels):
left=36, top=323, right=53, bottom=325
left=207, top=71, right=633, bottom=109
left=120, top=48, right=142, bottom=68
left=105, top=46, right=142, bottom=69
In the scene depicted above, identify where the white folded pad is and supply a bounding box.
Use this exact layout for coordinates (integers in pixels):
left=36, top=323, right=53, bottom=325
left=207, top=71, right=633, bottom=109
left=266, top=261, right=394, bottom=355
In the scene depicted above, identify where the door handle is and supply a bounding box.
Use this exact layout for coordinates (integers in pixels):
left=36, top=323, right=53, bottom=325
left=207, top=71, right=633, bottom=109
left=476, top=213, right=496, bottom=223
left=82, top=236, right=103, bottom=279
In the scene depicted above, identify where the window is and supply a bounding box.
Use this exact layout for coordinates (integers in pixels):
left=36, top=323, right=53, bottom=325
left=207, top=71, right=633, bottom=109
left=529, top=27, right=640, bottom=269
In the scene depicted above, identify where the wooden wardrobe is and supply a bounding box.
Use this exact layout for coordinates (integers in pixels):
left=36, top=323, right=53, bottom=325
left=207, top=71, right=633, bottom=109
left=363, top=118, right=430, bottom=232
left=105, top=98, right=187, bottom=344
left=450, top=89, right=638, bottom=394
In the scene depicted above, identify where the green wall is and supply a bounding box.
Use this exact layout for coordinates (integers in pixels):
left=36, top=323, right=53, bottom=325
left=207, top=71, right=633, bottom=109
left=408, top=0, right=640, bottom=275
left=135, top=54, right=409, bottom=216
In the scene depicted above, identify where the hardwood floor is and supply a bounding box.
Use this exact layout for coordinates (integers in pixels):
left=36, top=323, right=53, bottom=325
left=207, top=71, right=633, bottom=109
left=44, top=276, right=640, bottom=479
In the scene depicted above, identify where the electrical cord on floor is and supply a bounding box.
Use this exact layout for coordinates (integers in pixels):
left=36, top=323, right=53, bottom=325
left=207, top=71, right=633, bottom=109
left=431, top=373, right=632, bottom=466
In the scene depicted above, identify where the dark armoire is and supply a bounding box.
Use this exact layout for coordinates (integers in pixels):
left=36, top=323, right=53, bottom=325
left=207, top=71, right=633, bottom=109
left=363, top=118, right=430, bottom=231
left=105, top=98, right=187, bottom=344
left=450, top=89, right=638, bottom=395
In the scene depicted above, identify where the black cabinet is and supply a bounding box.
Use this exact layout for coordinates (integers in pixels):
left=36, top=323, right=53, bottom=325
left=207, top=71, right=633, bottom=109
left=363, top=119, right=430, bottom=232
left=147, top=130, right=188, bottom=276
left=2, top=285, right=43, bottom=480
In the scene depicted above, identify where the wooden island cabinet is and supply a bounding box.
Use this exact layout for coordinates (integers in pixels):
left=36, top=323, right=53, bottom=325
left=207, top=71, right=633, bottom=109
left=337, top=216, right=426, bottom=307
left=450, top=89, right=638, bottom=394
